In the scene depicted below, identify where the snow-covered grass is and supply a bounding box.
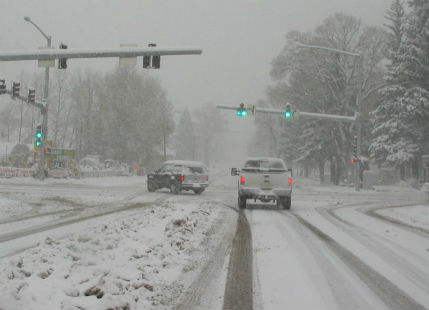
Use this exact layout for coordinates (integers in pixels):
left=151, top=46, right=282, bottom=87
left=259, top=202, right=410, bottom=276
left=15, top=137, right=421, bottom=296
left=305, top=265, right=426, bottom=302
left=0, top=199, right=224, bottom=310
left=0, top=175, right=147, bottom=188
left=377, top=205, right=429, bottom=230
left=0, top=197, right=33, bottom=219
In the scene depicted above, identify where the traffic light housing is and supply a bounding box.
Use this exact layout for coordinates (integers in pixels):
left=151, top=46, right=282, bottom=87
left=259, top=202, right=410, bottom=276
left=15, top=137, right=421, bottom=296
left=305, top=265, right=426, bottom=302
left=284, top=103, right=292, bottom=119
left=143, top=43, right=160, bottom=69
left=236, top=103, right=248, bottom=117
left=58, top=43, right=68, bottom=69
left=152, top=55, right=161, bottom=69
left=0, top=79, right=5, bottom=95
left=35, top=125, right=43, bottom=147
left=12, top=81, right=20, bottom=97
left=28, top=88, right=36, bottom=103
left=143, top=55, right=151, bottom=68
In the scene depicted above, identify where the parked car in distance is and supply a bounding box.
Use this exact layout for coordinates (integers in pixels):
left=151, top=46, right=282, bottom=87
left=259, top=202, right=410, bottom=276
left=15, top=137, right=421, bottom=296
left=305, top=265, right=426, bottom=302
left=231, top=157, right=293, bottom=209
left=147, top=160, right=209, bottom=194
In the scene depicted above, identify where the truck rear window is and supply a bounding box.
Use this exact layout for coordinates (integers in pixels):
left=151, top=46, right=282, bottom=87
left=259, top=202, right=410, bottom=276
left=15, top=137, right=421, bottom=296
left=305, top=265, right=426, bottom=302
left=243, top=159, right=286, bottom=171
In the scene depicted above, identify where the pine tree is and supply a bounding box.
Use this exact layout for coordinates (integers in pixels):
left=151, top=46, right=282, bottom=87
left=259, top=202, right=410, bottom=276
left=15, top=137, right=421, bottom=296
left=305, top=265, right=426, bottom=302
left=371, top=0, right=429, bottom=178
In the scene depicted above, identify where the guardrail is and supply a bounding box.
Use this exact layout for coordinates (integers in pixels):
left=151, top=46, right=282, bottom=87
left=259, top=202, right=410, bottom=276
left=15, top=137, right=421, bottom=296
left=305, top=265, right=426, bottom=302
left=0, top=167, right=36, bottom=178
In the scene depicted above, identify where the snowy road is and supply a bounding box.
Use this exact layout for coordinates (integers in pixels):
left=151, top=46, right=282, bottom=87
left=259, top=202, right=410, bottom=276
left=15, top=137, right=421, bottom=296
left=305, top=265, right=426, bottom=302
left=0, top=175, right=428, bottom=310
left=246, top=184, right=429, bottom=310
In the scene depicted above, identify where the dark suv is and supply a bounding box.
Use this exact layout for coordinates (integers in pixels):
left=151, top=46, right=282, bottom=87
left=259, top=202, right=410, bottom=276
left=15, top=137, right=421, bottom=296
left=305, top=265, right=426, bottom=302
left=147, top=160, right=209, bottom=194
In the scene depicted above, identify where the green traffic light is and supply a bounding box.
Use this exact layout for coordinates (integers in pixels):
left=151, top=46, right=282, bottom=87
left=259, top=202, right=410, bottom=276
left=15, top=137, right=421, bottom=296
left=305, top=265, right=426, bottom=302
left=236, top=109, right=248, bottom=117
left=36, top=141, right=41, bottom=146
left=36, top=132, right=43, bottom=138
left=284, top=111, right=292, bottom=119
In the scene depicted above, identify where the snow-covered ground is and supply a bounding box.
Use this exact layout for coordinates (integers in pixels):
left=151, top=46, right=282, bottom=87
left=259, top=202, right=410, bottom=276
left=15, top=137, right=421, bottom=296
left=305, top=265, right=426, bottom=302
left=0, top=175, right=237, bottom=310
left=0, top=200, right=226, bottom=310
left=1, top=174, right=428, bottom=310
left=377, top=205, right=429, bottom=231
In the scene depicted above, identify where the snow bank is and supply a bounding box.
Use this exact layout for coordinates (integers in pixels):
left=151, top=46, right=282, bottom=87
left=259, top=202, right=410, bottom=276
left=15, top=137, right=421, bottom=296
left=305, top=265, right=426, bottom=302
left=0, top=200, right=222, bottom=310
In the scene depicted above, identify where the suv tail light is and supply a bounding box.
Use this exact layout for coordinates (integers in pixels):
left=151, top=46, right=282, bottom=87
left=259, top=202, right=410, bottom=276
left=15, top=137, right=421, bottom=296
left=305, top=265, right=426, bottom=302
left=206, top=176, right=209, bottom=182
left=240, top=176, right=246, bottom=185
left=288, top=178, right=293, bottom=185
left=180, top=175, right=185, bottom=182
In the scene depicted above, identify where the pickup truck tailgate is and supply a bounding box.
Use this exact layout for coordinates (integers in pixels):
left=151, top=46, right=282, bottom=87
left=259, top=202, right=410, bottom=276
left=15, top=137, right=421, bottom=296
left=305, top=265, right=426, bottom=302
left=242, top=169, right=289, bottom=189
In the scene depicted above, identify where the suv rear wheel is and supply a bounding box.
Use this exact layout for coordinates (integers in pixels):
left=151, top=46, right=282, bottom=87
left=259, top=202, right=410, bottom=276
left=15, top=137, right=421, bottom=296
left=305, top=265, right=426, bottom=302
left=147, top=181, right=156, bottom=192
left=238, top=195, right=247, bottom=209
left=170, top=182, right=180, bottom=195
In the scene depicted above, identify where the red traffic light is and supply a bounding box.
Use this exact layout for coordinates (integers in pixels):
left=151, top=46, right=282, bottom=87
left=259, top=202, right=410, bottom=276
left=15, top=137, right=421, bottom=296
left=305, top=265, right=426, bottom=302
left=350, top=158, right=356, bottom=164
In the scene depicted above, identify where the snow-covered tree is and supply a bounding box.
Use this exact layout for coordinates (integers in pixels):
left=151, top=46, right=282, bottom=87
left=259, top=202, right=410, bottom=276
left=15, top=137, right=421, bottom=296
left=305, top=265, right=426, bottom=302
left=370, top=0, right=429, bottom=178
left=193, top=103, right=228, bottom=166
left=257, top=13, right=386, bottom=184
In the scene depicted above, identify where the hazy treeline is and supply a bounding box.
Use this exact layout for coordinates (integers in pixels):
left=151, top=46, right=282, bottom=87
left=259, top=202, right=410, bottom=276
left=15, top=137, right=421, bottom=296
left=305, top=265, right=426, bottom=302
left=174, top=105, right=228, bottom=167
left=0, top=67, right=174, bottom=166
left=251, top=0, right=429, bottom=183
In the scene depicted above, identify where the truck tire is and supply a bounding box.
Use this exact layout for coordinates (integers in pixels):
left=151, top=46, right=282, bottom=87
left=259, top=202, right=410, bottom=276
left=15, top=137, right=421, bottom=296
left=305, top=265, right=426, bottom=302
left=281, top=197, right=291, bottom=210
left=238, top=195, right=247, bottom=209
left=170, top=182, right=180, bottom=195
left=147, top=181, right=156, bottom=192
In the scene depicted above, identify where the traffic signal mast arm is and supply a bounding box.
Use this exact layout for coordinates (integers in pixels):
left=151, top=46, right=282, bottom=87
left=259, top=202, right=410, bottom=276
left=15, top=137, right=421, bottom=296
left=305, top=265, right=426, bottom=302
left=2, top=87, right=46, bottom=114
left=0, top=47, right=202, bottom=61
left=216, top=105, right=358, bottom=123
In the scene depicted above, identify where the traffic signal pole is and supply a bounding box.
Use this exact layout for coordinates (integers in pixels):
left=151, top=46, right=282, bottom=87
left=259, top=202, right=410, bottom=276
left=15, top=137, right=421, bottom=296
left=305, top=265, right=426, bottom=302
left=40, top=36, right=51, bottom=180
left=355, top=56, right=364, bottom=191
left=217, top=103, right=360, bottom=189
left=216, top=105, right=358, bottom=123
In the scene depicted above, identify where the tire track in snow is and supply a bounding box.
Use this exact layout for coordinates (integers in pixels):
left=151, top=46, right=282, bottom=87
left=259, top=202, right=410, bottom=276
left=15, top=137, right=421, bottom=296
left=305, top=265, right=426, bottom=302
left=173, top=206, right=237, bottom=310
left=273, top=211, right=386, bottom=310
left=289, top=211, right=426, bottom=310
left=317, top=206, right=429, bottom=303
left=0, top=195, right=169, bottom=244
left=222, top=210, right=253, bottom=310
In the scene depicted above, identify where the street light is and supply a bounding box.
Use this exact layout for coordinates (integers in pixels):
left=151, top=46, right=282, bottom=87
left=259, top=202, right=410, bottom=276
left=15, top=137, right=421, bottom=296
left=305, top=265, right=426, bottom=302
left=294, top=41, right=364, bottom=191
left=24, top=16, right=52, bottom=180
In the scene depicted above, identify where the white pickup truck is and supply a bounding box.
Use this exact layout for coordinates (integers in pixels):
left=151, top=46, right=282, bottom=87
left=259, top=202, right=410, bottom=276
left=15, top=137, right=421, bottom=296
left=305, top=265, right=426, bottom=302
left=231, top=157, right=293, bottom=209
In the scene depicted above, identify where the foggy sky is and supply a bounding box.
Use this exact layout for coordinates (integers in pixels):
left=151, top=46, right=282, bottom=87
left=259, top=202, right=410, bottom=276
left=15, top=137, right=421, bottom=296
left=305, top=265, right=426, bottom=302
left=1, top=0, right=392, bottom=112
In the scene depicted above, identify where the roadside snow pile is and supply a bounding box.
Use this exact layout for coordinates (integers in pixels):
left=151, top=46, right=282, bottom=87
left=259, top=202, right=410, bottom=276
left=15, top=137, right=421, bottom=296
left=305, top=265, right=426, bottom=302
left=0, top=200, right=222, bottom=310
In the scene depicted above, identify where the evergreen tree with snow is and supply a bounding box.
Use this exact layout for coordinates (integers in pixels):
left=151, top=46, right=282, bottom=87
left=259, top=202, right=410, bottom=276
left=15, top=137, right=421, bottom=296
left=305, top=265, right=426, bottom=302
left=371, top=0, right=429, bottom=178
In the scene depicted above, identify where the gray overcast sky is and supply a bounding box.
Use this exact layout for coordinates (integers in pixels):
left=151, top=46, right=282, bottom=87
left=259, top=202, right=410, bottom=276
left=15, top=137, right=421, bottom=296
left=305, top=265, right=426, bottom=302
left=1, top=0, right=391, bottom=112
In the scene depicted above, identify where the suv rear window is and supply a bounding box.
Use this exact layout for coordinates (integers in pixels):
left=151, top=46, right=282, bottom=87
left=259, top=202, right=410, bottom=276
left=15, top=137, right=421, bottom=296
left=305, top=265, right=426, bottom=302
left=173, top=165, right=206, bottom=174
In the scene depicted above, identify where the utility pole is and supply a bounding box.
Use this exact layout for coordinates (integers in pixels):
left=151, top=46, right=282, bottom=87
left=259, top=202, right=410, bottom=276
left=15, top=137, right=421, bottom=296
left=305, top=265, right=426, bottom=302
left=355, top=56, right=364, bottom=191
left=24, top=16, right=51, bottom=180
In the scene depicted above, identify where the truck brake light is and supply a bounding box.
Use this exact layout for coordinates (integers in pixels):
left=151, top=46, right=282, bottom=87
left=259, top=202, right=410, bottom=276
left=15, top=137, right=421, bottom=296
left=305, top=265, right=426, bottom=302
left=240, top=176, right=246, bottom=185
left=180, top=175, right=185, bottom=182
left=288, top=178, right=293, bottom=185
